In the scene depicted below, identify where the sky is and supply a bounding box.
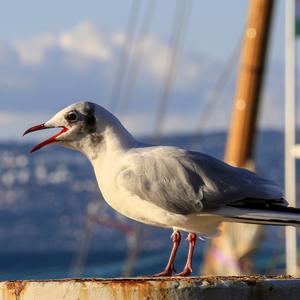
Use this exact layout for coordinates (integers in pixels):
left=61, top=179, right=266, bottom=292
left=0, top=0, right=289, bottom=140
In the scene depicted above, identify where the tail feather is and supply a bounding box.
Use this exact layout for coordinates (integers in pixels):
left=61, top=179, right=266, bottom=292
left=212, top=205, right=300, bottom=226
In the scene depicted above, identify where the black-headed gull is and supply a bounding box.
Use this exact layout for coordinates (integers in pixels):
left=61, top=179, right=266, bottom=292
left=24, top=101, right=300, bottom=276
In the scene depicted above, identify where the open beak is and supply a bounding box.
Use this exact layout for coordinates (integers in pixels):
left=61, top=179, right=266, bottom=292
left=23, top=123, right=68, bottom=153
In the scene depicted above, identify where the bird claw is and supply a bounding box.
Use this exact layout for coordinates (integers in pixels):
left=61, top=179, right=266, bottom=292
left=152, top=268, right=173, bottom=277
left=175, top=267, right=192, bottom=277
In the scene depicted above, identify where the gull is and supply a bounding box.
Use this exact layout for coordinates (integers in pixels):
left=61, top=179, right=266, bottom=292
left=23, top=101, right=300, bottom=276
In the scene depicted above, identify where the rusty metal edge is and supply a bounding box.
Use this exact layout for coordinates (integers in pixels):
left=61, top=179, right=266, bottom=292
left=2, top=275, right=298, bottom=285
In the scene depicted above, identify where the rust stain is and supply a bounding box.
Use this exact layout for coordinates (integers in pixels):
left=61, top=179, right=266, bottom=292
left=5, top=281, right=26, bottom=300
left=89, top=277, right=174, bottom=300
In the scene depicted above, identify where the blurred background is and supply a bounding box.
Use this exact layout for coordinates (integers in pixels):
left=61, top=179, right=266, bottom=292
left=0, top=0, right=299, bottom=279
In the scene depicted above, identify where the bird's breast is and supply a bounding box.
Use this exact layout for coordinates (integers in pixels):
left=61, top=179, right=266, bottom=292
left=92, top=157, right=172, bottom=227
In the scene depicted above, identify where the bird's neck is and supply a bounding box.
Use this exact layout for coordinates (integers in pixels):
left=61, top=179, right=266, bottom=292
left=104, top=123, right=137, bottom=153
left=81, top=117, right=137, bottom=162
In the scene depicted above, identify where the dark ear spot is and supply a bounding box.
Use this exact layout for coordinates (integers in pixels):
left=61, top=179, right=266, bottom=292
left=83, top=102, right=96, bottom=133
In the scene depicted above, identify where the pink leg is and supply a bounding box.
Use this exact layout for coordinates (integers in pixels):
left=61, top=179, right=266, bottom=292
left=153, top=230, right=181, bottom=277
left=176, top=233, right=197, bottom=276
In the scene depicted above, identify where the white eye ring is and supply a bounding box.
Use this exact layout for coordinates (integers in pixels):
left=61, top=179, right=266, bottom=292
left=66, top=111, right=78, bottom=122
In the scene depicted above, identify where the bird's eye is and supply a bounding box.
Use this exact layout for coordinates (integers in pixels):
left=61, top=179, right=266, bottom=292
left=66, top=111, right=78, bottom=122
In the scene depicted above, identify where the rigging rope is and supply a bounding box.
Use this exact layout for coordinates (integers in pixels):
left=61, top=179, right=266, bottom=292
left=187, top=33, right=243, bottom=150
left=118, top=0, right=157, bottom=117
left=108, top=0, right=142, bottom=113
left=153, top=0, right=193, bottom=144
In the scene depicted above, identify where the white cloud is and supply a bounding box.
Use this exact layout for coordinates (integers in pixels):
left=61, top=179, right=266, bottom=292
left=12, top=21, right=202, bottom=85
left=111, top=32, right=126, bottom=47
left=14, top=21, right=112, bottom=66
left=134, top=36, right=203, bottom=88
left=59, top=21, right=112, bottom=61
left=15, top=33, right=57, bottom=65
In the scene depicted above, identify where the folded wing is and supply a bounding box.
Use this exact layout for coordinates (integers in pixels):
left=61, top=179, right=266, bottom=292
left=117, top=146, right=286, bottom=215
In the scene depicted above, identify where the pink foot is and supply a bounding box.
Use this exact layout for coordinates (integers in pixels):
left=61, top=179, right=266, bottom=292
left=175, top=267, right=192, bottom=277
left=152, top=264, right=176, bottom=277
left=152, top=269, right=173, bottom=277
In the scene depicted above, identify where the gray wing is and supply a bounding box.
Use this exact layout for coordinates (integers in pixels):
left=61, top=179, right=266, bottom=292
left=187, top=150, right=286, bottom=209
left=117, top=146, right=285, bottom=215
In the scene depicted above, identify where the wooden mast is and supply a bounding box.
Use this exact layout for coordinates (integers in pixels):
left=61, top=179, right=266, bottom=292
left=202, top=0, right=275, bottom=275
left=225, top=0, right=274, bottom=167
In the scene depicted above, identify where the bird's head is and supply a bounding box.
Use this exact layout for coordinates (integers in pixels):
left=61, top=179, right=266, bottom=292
left=23, top=101, right=105, bottom=154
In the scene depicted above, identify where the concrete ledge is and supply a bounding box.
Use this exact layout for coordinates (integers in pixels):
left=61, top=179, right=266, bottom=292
left=1, top=276, right=300, bottom=300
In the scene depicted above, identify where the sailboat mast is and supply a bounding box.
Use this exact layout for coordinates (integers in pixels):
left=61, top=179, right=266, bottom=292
left=225, top=0, right=274, bottom=167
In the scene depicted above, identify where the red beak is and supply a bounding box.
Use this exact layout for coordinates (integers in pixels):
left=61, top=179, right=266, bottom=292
left=23, top=123, right=68, bottom=153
